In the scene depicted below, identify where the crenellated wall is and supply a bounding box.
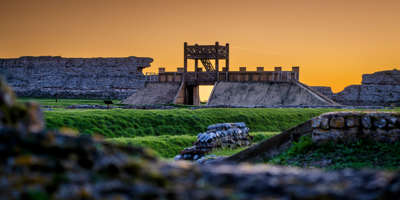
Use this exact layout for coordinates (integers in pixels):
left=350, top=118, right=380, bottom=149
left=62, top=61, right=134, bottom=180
left=0, top=56, right=153, bottom=99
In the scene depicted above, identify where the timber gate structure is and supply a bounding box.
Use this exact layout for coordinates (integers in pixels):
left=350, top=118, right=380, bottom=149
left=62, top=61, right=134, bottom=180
left=123, top=42, right=336, bottom=106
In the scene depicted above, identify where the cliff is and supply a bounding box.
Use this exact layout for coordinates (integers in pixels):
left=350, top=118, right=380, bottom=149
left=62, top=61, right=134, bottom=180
left=0, top=56, right=153, bottom=99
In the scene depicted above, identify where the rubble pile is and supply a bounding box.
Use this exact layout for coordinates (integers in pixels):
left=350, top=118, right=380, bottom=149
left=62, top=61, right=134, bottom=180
left=175, top=122, right=252, bottom=161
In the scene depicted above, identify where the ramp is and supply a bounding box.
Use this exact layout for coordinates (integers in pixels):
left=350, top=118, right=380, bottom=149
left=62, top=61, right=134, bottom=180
left=122, top=82, right=181, bottom=105
left=207, top=81, right=337, bottom=106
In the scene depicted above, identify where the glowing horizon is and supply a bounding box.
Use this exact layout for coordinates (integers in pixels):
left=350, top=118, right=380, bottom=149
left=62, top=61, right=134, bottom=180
left=1, top=0, right=399, bottom=100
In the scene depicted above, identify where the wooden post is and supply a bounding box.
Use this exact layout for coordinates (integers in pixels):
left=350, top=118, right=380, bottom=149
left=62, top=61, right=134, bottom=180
left=226, top=43, right=229, bottom=72
left=215, top=42, right=219, bottom=72
left=195, top=59, right=198, bottom=80
left=225, top=43, right=229, bottom=81
left=194, top=44, right=199, bottom=72
left=184, top=42, right=188, bottom=73
left=195, top=59, right=198, bottom=72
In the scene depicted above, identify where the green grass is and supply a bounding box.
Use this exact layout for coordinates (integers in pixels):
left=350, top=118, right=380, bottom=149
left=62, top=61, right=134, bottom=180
left=107, top=132, right=278, bottom=158
left=17, top=98, right=121, bottom=107
left=268, top=135, right=400, bottom=170
left=44, top=108, right=333, bottom=137
left=108, top=135, right=196, bottom=158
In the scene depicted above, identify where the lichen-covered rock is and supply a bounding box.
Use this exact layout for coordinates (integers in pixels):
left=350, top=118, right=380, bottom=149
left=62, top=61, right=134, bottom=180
left=0, top=79, right=44, bottom=132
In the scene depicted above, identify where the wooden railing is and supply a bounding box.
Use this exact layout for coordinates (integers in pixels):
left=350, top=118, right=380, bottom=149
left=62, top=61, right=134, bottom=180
left=146, top=71, right=299, bottom=84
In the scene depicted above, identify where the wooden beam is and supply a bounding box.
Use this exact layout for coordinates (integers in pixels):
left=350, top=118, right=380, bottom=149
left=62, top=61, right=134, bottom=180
left=184, top=42, right=188, bottom=73
left=226, top=43, right=229, bottom=72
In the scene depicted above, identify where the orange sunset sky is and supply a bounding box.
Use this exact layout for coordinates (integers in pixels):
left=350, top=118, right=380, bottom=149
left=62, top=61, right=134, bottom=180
left=1, top=0, right=399, bottom=100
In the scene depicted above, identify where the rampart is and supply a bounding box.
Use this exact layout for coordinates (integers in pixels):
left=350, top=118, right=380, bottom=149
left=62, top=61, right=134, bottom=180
left=0, top=56, right=153, bottom=99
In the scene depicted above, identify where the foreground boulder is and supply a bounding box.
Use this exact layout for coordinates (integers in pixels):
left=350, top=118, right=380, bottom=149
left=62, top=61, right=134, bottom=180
left=3, top=79, right=400, bottom=199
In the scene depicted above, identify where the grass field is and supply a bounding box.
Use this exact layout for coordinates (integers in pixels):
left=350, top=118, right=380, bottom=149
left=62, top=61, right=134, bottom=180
left=17, top=98, right=121, bottom=107
left=107, top=132, right=279, bottom=158
left=44, top=108, right=334, bottom=137
left=268, top=135, right=400, bottom=170
left=23, top=97, right=400, bottom=163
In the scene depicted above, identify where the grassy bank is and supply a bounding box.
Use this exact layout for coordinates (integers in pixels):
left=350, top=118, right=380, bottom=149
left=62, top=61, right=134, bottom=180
left=268, top=135, right=400, bottom=170
left=17, top=98, right=121, bottom=107
left=108, top=132, right=278, bottom=158
left=45, top=108, right=333, bottom=137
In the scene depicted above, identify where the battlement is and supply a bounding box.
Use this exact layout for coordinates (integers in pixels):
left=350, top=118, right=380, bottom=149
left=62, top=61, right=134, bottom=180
left=146, top=66, right=300, bottom=85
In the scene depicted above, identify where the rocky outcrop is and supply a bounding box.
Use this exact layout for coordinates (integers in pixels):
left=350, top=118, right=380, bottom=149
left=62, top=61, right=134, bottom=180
left=175, top=122, right=251, bottom=161
left=0, top=56, right=153, bottom=99
left=312, top=111, right=400, bottom=144
left=312, top=69, right=400, bottom=106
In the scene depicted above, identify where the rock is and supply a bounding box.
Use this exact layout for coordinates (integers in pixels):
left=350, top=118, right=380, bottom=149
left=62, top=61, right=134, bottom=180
left=343, top=127, right=359, bottom=142
left=330, top=116, right=345, bottom=128
left=387, top=117, right=398, bottom=128
left=362, top=116, right=372, bottom=128
left=312, top=129, right=342, bottom=144
left=346, top=116, right=360, bottom=128
left=312, top=117, right=322, bottom=128
left=321, top=118, right=330, bottom=129
left=374, top=118, right=387, bottom=129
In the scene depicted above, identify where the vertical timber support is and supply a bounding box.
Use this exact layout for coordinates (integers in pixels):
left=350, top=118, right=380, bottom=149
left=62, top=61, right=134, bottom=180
left=215, top=41, right=219, bottom=81
left=226, top=43, right=229, bottom=81
left=292, top=66, right=300, bottom=81
left=182, top=84, right=200, bottom=105
left=184, top=42, right=188, bottom=73
left=226, top=43, right=229, bottom=71
left=193, top=85, right=200, bottom=106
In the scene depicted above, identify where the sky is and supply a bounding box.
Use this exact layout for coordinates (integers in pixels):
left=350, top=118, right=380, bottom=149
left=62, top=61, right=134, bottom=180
left=1, top=0, right=399, bottom=100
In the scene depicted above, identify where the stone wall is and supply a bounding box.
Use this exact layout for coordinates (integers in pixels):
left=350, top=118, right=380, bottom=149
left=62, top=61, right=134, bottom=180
left=176, top=122, right=252, bottom=161
left=0, top=56, right=153, bottom=99
left=311, top=86, right=334, bottom=98
left=311, top=69, right=400, bottom=106
left=312, top=111, right=400, bottom=144
left=208, top=81, right=337, bottom=106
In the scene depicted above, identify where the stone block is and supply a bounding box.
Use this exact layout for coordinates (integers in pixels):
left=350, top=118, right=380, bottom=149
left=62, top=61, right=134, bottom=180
left=330, top=116, right=345, bottom=128
left=321, top=118, right=330, bottom=130
left=312, top=128, right=343, bottom=144
left=387, top=117, right=398, bottom=128
left=311, top=117, right=322, bottom=128
left=346, top=116, right=360, bottom=128
left=361, top=116, right=372, bottom=128
left=373, top=118, right=387, bottom=129
left=343, top=127, right=359, bottom=141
